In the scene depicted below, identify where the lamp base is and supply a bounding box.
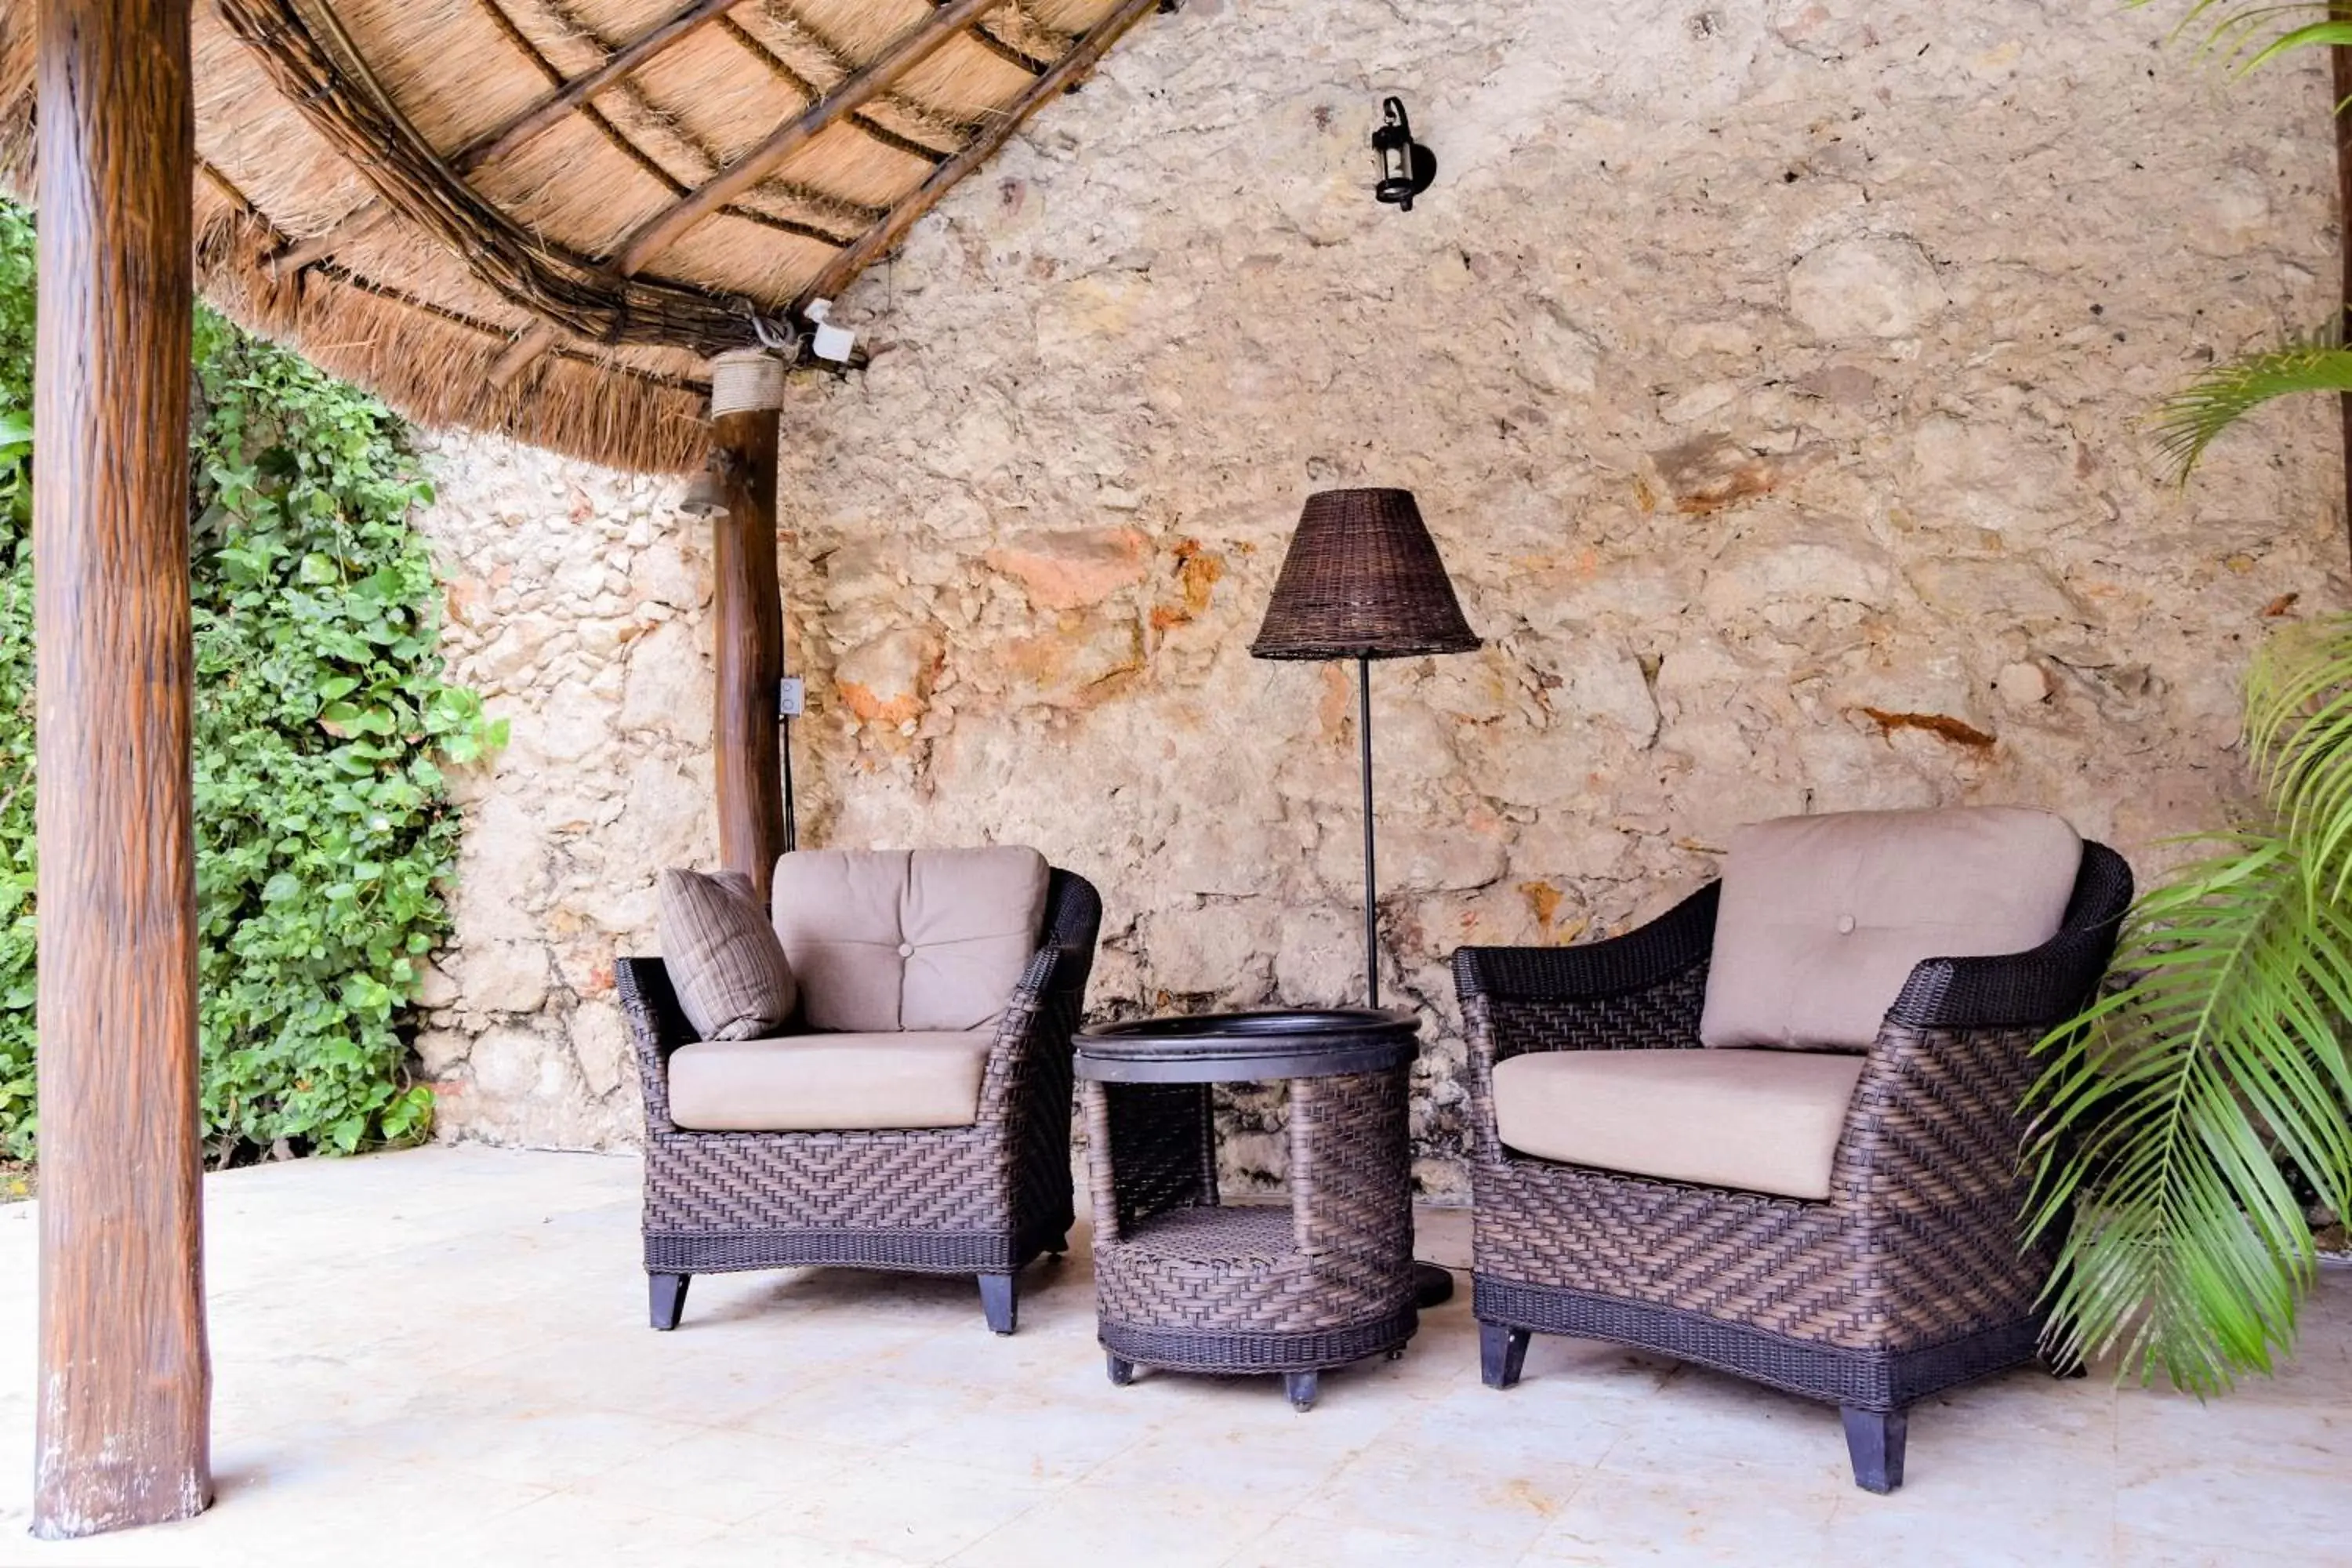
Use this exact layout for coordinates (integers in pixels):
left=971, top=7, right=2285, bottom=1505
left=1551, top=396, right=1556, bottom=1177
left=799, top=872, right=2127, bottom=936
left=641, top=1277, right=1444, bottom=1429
left=1414, top=1260, right=1456, bottom=1309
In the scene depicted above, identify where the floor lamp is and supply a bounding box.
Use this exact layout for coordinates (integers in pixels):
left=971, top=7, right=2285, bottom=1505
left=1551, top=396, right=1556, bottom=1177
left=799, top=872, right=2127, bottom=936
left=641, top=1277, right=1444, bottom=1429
left=1250, top=487, right=1480, bottom=1007
left=1250, top=488, right=1479, bottom=1309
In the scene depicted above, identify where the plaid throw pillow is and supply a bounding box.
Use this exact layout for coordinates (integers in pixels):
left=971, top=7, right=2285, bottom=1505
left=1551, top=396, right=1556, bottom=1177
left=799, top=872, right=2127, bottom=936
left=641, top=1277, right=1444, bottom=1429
left=658, top=868, right=798, bottom=1042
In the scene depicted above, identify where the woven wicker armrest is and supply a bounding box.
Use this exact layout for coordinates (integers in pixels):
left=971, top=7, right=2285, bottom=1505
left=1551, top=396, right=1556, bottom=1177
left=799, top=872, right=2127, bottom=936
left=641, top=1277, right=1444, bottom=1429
left=1882, top=841, right=2135, bottom=1033
left=1454, top=880, right=1719, bottom=1005
left=616, top=956, right=697, bottom=1136
left=1456, top=884, right=1719, bottom=1162
left=1832, top=844, right=2136, bottom=1279
left=976, top=870, right=1100, bottom=1094
left=1826, top=1012, right=2060, bottom=1341
left=975, top=942, right=1071, bottom=1106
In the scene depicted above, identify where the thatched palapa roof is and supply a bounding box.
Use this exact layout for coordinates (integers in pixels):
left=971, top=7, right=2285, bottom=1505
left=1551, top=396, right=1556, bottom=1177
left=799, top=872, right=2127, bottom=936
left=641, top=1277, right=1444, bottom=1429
left=0, top=0, right=1170, bottom=472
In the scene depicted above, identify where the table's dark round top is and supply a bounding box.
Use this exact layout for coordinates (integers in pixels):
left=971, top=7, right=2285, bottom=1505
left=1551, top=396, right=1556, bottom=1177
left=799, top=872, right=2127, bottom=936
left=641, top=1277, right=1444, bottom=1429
left=1076, top=1007, right=1420, bottom=1084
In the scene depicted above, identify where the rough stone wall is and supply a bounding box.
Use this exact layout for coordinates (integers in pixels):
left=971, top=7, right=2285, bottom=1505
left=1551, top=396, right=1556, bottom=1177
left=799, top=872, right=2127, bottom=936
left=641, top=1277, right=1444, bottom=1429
left=411, top=0, right=2347, bottom=1194
left=412, top=443, right=717, bottom=1148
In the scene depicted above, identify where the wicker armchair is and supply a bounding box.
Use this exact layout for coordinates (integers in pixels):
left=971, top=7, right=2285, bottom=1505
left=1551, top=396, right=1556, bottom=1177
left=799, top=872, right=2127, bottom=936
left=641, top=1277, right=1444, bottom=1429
left=617, top=866, right=1101, bottom=1335
left=1455, top=840, right=2132, bottom=1493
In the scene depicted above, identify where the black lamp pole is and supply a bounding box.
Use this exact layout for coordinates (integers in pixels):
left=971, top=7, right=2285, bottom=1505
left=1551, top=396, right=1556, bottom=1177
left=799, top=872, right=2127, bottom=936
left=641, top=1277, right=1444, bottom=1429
left=1357, top=654, right=1379, bottom=1007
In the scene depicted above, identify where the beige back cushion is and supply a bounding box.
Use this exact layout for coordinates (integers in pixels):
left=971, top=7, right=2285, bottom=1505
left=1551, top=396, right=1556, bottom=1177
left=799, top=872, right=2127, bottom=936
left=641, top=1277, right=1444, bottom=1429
left=1698, top=807, right=2082, bottom=1051
left=657, top=868, right=798, bottom=1042
left=771, top=848, right=1051, bottom=1033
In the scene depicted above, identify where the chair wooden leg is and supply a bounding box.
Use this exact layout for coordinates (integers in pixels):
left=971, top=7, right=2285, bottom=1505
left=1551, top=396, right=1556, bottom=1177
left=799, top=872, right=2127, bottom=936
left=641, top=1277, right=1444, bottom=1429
left=979, top=1273, right=1017, bottom=1335
left=648, top=1272, right=691, bottom=1331
left=1105, top=1352, right=1135, bottom=1386
left=1480, top=1323, right=1530, bottom=1389
left=1841, top=1406, right=1907, bottom=1494
left=1284, top=1370, right=1319, bottom=1411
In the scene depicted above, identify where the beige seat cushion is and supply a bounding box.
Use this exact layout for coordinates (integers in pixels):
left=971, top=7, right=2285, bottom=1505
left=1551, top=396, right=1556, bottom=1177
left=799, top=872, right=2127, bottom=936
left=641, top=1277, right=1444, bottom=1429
left=771, top=847, right=1049, bottom=1033
left=1492, top=1048, right=1869, bottom=1201
left=665, top=1032, right=993, bottom=1132
left=657, top=868, right=797, bottom=1042
left=1698, top=807, right=2082, bottom=1051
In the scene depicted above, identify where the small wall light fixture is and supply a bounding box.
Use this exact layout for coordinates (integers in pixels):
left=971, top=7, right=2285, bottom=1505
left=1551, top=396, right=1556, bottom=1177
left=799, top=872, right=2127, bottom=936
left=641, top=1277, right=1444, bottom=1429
left=1371, top=96, right=1436, bottom=211
left=679, top=454, right=732, bottom=519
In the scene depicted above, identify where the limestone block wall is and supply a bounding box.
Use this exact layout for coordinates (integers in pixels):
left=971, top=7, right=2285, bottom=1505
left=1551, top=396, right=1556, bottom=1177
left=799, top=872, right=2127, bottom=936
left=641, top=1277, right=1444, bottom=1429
left=412, top=440, right=717, bottom=1148
left=410, top=0, right=2347, bottom=1194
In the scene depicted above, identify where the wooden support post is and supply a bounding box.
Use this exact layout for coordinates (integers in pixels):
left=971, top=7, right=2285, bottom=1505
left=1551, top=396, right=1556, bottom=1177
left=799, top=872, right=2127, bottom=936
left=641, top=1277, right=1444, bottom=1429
left=32, top=0, right=212, bottom=1540
left=2333, top=40, right=2352, bottom=565
left=710, top=409, right=786, bottom=902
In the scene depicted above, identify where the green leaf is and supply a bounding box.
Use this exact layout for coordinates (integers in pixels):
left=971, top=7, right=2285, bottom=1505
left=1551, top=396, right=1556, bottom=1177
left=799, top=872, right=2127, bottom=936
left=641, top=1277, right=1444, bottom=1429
left=0, top=197, right=471, bottom=1167
left=2149, top=336, right=2352, bottom=484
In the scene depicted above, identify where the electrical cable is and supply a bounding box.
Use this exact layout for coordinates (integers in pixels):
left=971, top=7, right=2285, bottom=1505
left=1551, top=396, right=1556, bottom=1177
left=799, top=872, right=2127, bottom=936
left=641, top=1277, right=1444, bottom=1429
left=780, top=710, right=797, bottom=852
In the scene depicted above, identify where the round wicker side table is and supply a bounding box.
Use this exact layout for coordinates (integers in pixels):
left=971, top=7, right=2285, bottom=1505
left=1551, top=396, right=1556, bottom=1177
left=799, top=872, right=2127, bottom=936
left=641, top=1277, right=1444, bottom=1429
left=1074, top=1009, right=1420, bottom=1410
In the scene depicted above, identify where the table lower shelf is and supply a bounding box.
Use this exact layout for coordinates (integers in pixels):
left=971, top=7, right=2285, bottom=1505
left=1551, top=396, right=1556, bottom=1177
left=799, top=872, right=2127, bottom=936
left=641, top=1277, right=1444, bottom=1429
left=1108, top=1203, right=1455, bottom=1306
left=1094, top=1200, right=1419, bottom=1381
left=1120, top=1202, right=1298, bottom=1266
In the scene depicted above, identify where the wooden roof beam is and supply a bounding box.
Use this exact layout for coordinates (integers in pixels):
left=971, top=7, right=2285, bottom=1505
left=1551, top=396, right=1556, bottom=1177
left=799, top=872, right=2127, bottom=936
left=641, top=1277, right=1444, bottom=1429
left=612, top=0, right=1004, bottom=278
left=488, top=321, right=558, bottom=387
left=268, top=198, right=390, bottom=273
left=716, top=16, right=966, bottom=163
left=467, top=0, right=874, bottom=246
left=967, top=22, right=1051, bottom=75
left=453, top=0, right=746, bottom=175
left=793, top=0, right=1161, bottom=313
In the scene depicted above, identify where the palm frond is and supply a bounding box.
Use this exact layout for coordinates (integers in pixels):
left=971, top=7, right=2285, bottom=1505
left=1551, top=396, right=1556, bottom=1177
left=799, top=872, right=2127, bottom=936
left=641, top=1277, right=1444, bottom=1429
left=2240, top=18, right=2352, bottom=71
left=2247, top=615, right=2352, bottom=895
left=2148, top=337, right=2352, bottom=484
left=2129, top=2, right=2352, bottom=75
left=2027, top=831, right=2352, bottom=1393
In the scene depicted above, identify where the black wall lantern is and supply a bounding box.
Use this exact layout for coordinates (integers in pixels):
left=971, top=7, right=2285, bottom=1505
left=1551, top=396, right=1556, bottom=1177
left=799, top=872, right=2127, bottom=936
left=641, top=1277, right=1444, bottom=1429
left=1371, top=96, right=1436, bottom=211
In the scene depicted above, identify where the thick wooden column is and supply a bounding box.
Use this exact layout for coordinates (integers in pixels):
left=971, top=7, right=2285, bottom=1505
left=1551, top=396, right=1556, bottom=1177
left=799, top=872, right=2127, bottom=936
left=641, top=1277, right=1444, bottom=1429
left=710, top=409, right=786, bottom=901
left=31, top=0, right=212, bottom=1539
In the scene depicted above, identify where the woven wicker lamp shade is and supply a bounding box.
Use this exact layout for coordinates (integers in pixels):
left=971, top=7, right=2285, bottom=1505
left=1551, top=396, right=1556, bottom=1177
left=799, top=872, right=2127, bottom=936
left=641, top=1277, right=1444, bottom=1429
left=1250, top=489, right=1479, bottom=660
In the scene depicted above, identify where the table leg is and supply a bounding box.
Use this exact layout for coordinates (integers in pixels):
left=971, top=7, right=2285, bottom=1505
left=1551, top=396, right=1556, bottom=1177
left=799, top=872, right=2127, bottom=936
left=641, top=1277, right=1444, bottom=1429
left=1284, top=1370, right=1319, bottom=1411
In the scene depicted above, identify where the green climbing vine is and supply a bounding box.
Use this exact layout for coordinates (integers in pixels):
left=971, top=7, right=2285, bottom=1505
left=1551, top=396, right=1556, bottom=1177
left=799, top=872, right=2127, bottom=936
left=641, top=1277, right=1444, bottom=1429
left=0, top=201, right=502, bottom=1164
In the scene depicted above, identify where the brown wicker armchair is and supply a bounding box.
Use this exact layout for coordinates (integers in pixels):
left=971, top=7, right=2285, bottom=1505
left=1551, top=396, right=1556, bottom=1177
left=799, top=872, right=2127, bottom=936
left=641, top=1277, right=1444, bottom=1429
left=617, top=866, right=1100, bottom=1336
left=1454, top=837, right=2131, bottom=1493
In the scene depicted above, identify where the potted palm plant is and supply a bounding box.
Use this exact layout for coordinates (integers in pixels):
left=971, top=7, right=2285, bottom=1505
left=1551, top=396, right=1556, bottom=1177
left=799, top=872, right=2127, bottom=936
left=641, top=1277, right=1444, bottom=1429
left=2029, top=0, right=2352, bottom=1393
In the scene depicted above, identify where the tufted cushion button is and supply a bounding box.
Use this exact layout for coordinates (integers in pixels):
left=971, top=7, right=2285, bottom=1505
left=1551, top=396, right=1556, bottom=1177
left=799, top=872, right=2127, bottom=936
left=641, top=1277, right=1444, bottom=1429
left=897, top=942, right=915, bottom=958
left=1836, top=914, right=1857, bottom=935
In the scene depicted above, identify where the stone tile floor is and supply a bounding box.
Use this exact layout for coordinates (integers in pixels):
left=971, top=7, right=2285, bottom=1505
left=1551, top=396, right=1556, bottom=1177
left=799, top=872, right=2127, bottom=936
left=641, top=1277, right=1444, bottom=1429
left=0, top=1145, right=2347, bottom=1566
